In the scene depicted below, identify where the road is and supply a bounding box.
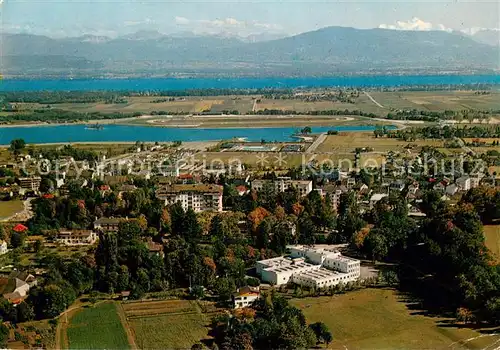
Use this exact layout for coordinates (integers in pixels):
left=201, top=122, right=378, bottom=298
left=306, top=133, right=327, bottom=153
left=363, top=91, right=385, bottom=109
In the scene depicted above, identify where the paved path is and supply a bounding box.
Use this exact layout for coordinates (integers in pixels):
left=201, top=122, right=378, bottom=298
left=363, top=91, right=385, bottom=108
left=306, top=133, right=327, bottom=154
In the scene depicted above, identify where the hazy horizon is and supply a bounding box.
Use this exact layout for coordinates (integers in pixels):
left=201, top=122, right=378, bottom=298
left=1, top=0, right=498, bottom=39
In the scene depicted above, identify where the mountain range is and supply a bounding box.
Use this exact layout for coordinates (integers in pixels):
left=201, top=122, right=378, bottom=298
left=2, top=26, right=499, bottom=77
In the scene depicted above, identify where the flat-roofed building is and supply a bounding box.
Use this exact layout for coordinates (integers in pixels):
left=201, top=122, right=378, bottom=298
left=251, top=177, right=312, bottom=197
left=256, top=245, right=360, bottom=287
left=19, top=176, right=41, bottom=191
left=155, top=184, right=223, bottom=212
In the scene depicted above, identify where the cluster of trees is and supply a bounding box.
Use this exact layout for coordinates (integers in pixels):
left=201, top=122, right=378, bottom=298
left=0, top=91, right=132, bottom=104
left=27, top=145, right=100, bottom=162
left=247, top=108, right=378, bottom=118
left=349, top=189, right=500, bottom=325
left=380, top=125, right=500, bottom=141
left=0, top=109, right=142, bottom=124
left=386, top=109, right=493, bottom=123
left=210, top=292, right=332, bottom=349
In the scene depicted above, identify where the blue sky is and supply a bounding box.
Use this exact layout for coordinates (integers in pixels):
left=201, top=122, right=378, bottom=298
left=1, top=0, right=499, bottom=38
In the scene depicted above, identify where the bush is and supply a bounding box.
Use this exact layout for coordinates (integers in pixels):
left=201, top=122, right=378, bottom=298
left=246, top=277, right=260, bottom=287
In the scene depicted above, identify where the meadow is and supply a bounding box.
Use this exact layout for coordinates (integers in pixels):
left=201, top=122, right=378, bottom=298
left=291, top=288, right=500, bottom=349
left=13, top=91, right=500, bottom=118
left=66, top=302, right=130, bottom=349
left=314, top=132, right=445, bottom=154
left=0, top=200, right=24, bottom=220
left=125, top=299, right=216, bottom=349
left=484, top=224, right=500, bottom=263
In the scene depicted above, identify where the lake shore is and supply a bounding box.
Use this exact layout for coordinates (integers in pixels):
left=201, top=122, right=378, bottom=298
left=0, top=114, right=398, bottom=129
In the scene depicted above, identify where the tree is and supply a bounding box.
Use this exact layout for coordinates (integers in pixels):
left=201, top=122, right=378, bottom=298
left=309, top=322, right=333, bottom=345
left=301, top=126, right=312, bottom=134
left=248, top=207, right=270, bottom=233
left=10, top=232, right=25, bottom=248
left=10, top=138, right=25, bottom=154
left=31, top=282, right=76, bottom=319
left=0, top=323, right=8, bottom=347
left=190, top=285, right=206, bottom=300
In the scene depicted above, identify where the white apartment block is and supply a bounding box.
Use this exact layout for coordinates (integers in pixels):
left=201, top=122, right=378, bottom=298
left=156, top=184, right=223, bottom=212
left=251, top=177, right=313, bottom=197
left=256, top=245, right=360, bottom=288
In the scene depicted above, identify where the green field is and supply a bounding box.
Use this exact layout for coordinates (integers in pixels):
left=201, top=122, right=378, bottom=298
left=131, top=313, right=211, bottom=349
left=290, top=288, right=500, bottom=349
left=0, top=200, right=24, bottom=219
left=66, top=302, right=130, bottom=349
left=15, top=91, right=500, bottom=118
left=484, top=224, right=500, bottom=263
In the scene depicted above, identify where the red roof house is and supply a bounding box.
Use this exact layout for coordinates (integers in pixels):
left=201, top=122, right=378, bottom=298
left=12, top=224, right=28, bottom=233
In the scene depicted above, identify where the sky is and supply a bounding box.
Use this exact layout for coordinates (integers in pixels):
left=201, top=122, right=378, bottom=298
left=1, top=0, right=499, bottom=38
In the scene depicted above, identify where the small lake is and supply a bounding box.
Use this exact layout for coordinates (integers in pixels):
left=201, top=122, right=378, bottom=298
left=0, top=124, right=394, bottom=144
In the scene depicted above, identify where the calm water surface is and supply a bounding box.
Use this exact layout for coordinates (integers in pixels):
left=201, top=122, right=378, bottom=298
left=0, top=124, right=395, bottom=144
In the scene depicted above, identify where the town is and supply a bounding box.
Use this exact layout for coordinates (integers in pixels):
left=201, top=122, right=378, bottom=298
left=0, top=99, right=499, bottom=348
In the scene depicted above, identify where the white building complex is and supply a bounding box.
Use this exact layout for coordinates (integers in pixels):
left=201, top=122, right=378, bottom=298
left=251, top=177, right=313, bottom=197
left=256, top=245, right=360, bottom=289
left=155, top=184, right=223, bottom=212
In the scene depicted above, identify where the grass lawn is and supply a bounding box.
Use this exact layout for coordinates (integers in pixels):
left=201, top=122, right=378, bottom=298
left=67, top=302, right=130, bottom=349
left=484, top=225, right=500, bottom=263
left=315, top=133, right=444, bottom=154
left=0, top=200, right=24, bottom=219
left=130, top=311, right=211, bottom=349
left=290, top=288, right=500, bottom=349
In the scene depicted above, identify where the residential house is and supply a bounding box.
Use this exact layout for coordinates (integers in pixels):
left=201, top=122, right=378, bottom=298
left=0, top=271, right=37, bottom=304
left=389, top=180, right=405, bottom=192
left=346, top=177, right=356, bottom=189
left=118, top=184, right=137, bottom=199
left=236, top=185, right=249, bottom=196
left=94, top=217, right=132, bottom=232
left=232, top=286, right=260, bottom=309
left=445, top=184, right=459, bottom=196
left=370, top=193, right=388, bottom=209
left=456, top=176, right=471, bottom=191
left=145, top=238, right=164, bottom=258
left=433, top=182, right=446, bottom=192
left=12, top=224, right=28, bottom=234
left=0, top=241, right=7, bottom=255
left=55, top=229, right=98, bottom=245
left=408, top=182, right=419, bottom=195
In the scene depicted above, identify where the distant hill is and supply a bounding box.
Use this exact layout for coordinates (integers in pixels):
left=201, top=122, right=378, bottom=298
left=2, top=26, right=498, bottom=77
left=469, top=29, right=500, bottom=47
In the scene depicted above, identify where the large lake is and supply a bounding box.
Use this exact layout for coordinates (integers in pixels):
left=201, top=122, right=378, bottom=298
left=1, top=75, right=499, bottom=91
left=0, top=124, right=394, bottom=144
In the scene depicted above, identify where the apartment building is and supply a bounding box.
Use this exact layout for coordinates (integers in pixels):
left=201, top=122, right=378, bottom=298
left=155, top=184, right=223, bottom=212
left=251, top=177, right=313, bottom=197
left=18, top=176, right=41, bottom=191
